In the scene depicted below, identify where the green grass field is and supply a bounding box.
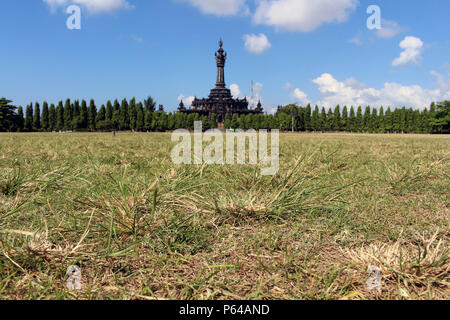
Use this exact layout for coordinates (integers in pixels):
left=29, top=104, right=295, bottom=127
left=0, top=132, right=448, bottom=300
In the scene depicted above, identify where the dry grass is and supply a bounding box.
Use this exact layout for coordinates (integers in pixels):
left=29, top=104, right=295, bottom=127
left=0, top=132, right=448, bottom=300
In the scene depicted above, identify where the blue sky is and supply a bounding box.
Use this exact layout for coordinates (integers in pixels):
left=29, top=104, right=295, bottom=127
left=1, top=0, right=449, bottom=112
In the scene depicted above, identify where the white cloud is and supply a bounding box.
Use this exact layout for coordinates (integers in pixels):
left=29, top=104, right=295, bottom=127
left=253, top=0, right=358, bottom=32
left=178, top=94, right=195, bottom=107
left=311, top=73, right=448, bottom=110
left=392, top=36, right=424, bottom=67
left=179, top=0, right=248, bottom=16
left=243, top=33, right=271, bottom=54
left=230, top=84, right=242, bottom=98
left=43, top=0, right=134, bottom=14
left=430, top=70, right=450, bottom=99
left=292, top=88, right=310, bottom=105
left=377, top=19, right=404, bottom=39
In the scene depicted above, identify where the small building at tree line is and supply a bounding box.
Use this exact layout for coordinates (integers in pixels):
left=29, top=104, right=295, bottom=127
left=178, top=40, right=263, bottom=123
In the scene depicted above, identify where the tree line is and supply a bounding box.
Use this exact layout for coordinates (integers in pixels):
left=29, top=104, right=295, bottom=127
left=0, top=97, right=449, bottom=134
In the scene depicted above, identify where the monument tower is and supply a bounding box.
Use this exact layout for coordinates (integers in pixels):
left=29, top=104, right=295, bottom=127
left=179, top=40, right=263, bottom=123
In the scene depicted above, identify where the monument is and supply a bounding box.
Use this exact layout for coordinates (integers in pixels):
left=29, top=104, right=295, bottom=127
left=178, top=40, right=263, bottom=123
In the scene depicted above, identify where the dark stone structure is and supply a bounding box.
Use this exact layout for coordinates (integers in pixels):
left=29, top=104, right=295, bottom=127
left=178, top=40, right=263, bottom=123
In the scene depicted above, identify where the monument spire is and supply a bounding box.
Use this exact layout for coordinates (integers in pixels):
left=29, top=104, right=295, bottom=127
left=215, top=39, right=227, bottom=88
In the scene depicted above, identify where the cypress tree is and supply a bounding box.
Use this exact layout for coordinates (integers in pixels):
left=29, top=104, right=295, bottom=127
left=129, top=98, right=137, bottom=131
left=370, top=108, right=378, bottom=133
left=356, top=106, right=363, bottom=132
left=391, top=109, right=398, bottom=133
left=224, top=114, right=231, bottom=129
left=326, top=108, right=333, bottom=131
left=72, top=100, right=81, bottom=130
left=56, top=101, right=64, bottom=131
left=333, top=105, right=341, bottom=131
left=421, top=108, right=429, bottom=133
left=112, top=100, right=121, bottom=130
left=79, top=99, right=88, bottom=130
left=319, top=107, right=327, bottom=131
left=400, top=107, right=407, bottom=133
left=25, top=104, right=33, bottom=132
left=406, top=108, right=414, bottom=133
left=144, top=109, right=152, bottom=131
left=97, top=105, right=106, bottom=124
left=106, top=100, right=113, bottom=121
left=311, top=106, right=319, bottom=131
left=120, top=98, right=130, bottom=130
left=341, top=106, right=348, bottom=131
left=363, top=106, right=371, bottom=132
left=17, top=106, right=24, bottom=132
left=348, top=107, right=356, bottom=132
left=238, top=114, right=246, bottom=130
left=0, top=98, right=18, bottom=132
left=33, top=102, right=41, bottom=131
left=304, top=104, right=312, bottom=131
left=231, top=114, right=239, bottom=129
left=144, top=96, right=156, bottom=113
left=135, top=103, right=144, bottom=131
left=88, top=99, right=97, bottom=131
left=384, top=107, right=393, bottom=133
left=41, top=102, right=49, bottom=132
left=379, top=107, right=385, bottom=133
left=49, top=104, right=56, bottom=132
left=63, top=99, right=72, bottom=131
left=412, top=110, right=420, bottom=133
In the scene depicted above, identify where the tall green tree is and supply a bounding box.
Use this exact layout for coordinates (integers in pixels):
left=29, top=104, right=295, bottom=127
left=105, top=100, right=113, bottom=121
left=333, top=105, right=341, bottom=131
left=41, top=102, right=49, bottom=132
left=231, top=114, right=239, bottom=129
left=370, top=108, right=378, bottom=133
left=399, top=107, right=407, bottom=133
left=319, top=107, right=327, bottom=131
left=78, top=99, right=88, bottom=130
left=304, top=104, right=312, bottom=131
left=356, top=106, right=363, bottom=132
left=96, top=105, right=106, bottom=124
left=33, top=102, right=41, bottom=131
left=63, top=99, right=72, bottom=131
left=311, top=106, right=320, bottom=131
left=56, top=101, right=64, bottom=131
left=431, top=100, right=450, bottom=134
left=25, top=104, right=33, bottom=132
left=88, top=99, right=97, bottom=131
left=144, top=109, right=152, bottom=131
left=384, top=107, right=393, bottom=133
left=378, top=107, right=385, bottom=133
left=326, top=108, right=333, bottom=131
left=0, top=98, right=17, bottom=132
left=341, top=106, right=348, bottom=131
left=120, top=98, right=130, bottom=130
left=136, top=103, right=144, bottom=131
left=17, top=106, right=24, bottom=132
left=48, top=104, right=56, bottom=132
left=363, top=106, right=371, bottom=132
left=144, top=96, right=156, bottom=113
left=348, top=107, right=356, bottom=132
left=129, top=98, right=137, bottom=131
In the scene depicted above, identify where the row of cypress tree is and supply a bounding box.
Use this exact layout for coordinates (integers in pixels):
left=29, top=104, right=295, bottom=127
left=1, top=97, right=449, bottom=134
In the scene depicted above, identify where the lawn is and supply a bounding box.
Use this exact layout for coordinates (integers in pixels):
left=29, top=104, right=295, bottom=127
left=0, top=132, right=448, bottom=300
